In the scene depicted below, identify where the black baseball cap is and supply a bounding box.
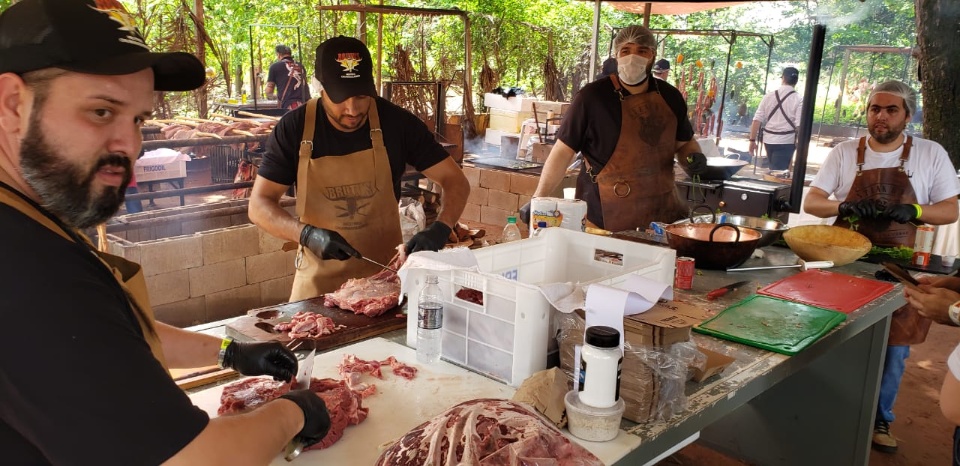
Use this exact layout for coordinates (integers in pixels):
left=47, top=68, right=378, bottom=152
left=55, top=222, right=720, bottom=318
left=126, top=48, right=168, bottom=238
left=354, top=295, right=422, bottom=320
left=654, top=59, right=671, bottom=72
left=0, top=0, right=205, bottom=92
left=783, top=67, right=800, bottom=79
left=315, top=36, right=377, bottom=104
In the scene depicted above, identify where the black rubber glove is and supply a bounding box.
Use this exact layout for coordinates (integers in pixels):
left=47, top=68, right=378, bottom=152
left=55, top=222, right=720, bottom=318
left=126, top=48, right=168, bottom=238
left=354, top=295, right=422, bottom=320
left=405, top=221, right=452, bottom=253
left=222, top=341, right=297, bottom=382
left=838, top=199, right=883, bottom=219
left=279, top=389, right=331, bottom=448
left=883, top=204, right=920, bottom=223
left=686, top=152, right=708, bottom=175
left=300, top=225, right=360, bottom=261
left=519, top=201, right=532, bottom=225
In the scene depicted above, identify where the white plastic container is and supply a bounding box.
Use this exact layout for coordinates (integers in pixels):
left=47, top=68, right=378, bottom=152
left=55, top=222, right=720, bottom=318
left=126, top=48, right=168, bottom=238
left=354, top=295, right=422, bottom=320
left=565, top=389, right=624, bottom=442
left=579, top=326, right=623, bottom=408
left=404, top=228, right=675, bottom=386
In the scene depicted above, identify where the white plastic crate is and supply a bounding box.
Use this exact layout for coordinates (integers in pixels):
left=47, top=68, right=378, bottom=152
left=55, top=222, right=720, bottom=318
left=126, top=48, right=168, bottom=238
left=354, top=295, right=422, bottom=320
left=404, top=228, right=675, bottom=386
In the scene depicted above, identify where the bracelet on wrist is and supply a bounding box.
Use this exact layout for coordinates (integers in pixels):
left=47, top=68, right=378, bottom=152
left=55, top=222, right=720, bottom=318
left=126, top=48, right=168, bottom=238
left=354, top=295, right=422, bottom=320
left=217, top=337, right=234, bottom=369
left=913, top=203, right=923, bottom=220
left=949, top=300, right=960, bottom=326
left=749, top=139, right=756, bottom=142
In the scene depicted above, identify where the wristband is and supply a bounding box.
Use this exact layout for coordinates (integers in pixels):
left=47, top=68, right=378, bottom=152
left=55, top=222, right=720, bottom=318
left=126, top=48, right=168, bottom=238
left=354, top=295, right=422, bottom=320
left=749, top=139, right=756, bottom=142
left=913, top=204, right=923, bottom=220
left=217, top=337, right=234, bottom=369
left=949, top=300, right=960, bottom=326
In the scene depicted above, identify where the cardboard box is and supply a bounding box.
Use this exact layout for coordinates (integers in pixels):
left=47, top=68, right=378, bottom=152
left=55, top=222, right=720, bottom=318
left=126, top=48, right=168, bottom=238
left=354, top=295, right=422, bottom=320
left=484, top=92, right=539, bottom=112
left=690, top=345, right=736, bottom=383
left=135, top=160, right=187, bottom=182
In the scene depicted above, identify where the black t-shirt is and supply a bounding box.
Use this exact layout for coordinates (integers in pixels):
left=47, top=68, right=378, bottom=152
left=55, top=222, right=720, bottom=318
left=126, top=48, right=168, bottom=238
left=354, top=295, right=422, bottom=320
left=258, top=97, right=450, bottom=200
left=0, top=202, right=209, bottom=465
left=267, top=57, right=309, bottom=107
left=557, top=77, right=693, bottom=227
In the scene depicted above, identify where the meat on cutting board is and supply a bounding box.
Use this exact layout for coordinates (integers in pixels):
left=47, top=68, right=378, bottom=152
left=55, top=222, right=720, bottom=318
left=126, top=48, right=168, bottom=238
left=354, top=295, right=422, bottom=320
left=376, top=399, right=604, bottom=466
left=324, top=265, right=401, bottom=317
left=273, top=311, right=346, bottom=338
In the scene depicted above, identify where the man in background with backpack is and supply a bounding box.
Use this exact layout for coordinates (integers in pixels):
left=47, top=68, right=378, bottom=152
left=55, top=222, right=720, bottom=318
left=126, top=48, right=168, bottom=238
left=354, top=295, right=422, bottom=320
left=748, top=66, right=803, bottom=170
left=265, top=44, right=309, bottom=110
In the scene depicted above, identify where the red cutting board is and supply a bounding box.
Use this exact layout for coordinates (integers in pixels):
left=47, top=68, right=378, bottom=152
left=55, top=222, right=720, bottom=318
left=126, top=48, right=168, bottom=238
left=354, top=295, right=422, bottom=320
left=225, top=297, right=406, bottom=351
left=758, top=269, right=894, bottom=314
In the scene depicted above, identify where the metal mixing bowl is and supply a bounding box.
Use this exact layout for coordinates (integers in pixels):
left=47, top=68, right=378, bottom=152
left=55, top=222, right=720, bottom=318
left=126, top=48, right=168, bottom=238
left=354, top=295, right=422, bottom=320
left=719, top=214, right=790, bottom=248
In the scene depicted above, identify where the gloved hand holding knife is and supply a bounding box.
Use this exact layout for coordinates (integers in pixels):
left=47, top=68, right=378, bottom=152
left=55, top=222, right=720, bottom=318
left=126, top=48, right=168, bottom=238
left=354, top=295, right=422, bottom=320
left=280, top=349, right=329, bottom=461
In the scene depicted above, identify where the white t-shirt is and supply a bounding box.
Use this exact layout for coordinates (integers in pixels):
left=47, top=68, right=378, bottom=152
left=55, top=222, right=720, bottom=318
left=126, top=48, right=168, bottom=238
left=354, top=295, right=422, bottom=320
left=753, top=84, right=803, bottom=145
left=810, top=135, right=960, bottom=209
left=949, top=343, right=960, bottom=380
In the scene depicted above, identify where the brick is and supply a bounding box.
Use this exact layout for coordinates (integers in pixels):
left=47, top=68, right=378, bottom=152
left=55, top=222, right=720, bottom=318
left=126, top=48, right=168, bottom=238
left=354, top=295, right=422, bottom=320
left=480, top=205, right=511, bottom=226
left=246, top=250, right=296, bottom=283
left=518, top=194, right=532, bottom=208
left=140, top=235, right=203, bottom=276
left=510, top=173, right=540, bottom=196
left=201, top=225, right=260, bottom=265
left=108, top=239, right=141, bottom=264
left=467, top=186, right=489, bottom=206
left=460, top=203, right=481, bottom=222
left=258, top=227, right=288, bottom=253
left=487, top=190, right=519, bottom=212
left=188, top=258, right=247, bottom=297
left=155, top=223, right=183, bottom=240
left=205, top=284, right=262, bottom=322
left=479, top=169, right=511, bottom=192
left=462, top=166, right=481, bottom=187
left=260, top=275, right=295, bottom=305
left=182, top=216, right=232, bottom=235
left=146, top=270, right=190, bottom=306
left=153, top=297, right=206, bottom=328
left=231, top=213, right=251, bottom=225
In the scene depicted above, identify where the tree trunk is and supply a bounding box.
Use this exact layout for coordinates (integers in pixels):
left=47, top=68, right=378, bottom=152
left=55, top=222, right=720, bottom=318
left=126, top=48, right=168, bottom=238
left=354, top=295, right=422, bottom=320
left=916, top=0, right=960, bottom=168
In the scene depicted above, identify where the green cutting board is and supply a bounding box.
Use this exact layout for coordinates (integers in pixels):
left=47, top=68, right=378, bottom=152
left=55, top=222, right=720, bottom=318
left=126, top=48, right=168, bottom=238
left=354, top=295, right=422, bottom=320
left=693, top=295, right=846, bottom=355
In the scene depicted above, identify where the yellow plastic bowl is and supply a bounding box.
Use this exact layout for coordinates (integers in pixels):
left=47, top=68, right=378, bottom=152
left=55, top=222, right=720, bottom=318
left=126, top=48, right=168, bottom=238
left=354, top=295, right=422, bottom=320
left=783, top=225, right=872, bottom=266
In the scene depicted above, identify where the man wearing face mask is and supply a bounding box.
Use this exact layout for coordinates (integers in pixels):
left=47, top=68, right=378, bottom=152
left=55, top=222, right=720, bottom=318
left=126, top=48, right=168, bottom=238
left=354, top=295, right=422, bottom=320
left=520, top=25, right=705, bottom=231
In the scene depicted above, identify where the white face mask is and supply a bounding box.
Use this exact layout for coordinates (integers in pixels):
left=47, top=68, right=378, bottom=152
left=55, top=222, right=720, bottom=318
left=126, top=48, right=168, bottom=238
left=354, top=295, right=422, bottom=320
left=617, top=55, right=649, bottom=86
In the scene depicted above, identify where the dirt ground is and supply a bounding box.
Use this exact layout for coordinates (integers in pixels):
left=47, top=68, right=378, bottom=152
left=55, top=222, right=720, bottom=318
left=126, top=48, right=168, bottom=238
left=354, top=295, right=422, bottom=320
left=654, top=323, right=960, bottom=466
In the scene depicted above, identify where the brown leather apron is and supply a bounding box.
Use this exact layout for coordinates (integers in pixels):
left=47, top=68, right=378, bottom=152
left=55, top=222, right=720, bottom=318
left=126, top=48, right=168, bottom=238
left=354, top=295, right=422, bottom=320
left=0, top=176, right=168, bottom=370
left=832, top=136, right=929, bottom=345
left=288, top=98, right=403, bottom=301
left=583, top=75, right=687, bottom=232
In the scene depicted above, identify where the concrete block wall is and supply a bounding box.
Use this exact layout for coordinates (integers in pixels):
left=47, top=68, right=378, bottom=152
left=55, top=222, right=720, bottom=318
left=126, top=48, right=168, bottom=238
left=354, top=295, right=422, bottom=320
left=461, top=165, right=577, bottom=228
left=108, top=224, right=297, bottom=328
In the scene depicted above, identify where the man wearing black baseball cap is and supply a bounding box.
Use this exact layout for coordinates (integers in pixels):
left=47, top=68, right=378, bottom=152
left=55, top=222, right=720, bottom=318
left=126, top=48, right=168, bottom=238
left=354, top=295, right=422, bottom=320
left=749, top=66, right=803, bottom=171
left=0, top=1, right=330, bottom=463
left=249, top=35, right=469, bottom=301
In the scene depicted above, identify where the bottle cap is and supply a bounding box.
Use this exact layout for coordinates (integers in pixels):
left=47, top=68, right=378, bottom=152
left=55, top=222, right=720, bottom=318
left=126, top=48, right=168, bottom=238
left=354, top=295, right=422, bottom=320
left=507, top=216, right=517, bottom=224
left=425, top=274, right=439, bottom=284
left=585, top=326, right=620, bottom=348
left=538, top=221, right=547, bottom=228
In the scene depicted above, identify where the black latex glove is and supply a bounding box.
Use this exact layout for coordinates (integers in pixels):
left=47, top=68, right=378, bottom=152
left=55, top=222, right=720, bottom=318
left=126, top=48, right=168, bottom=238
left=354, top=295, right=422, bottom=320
left=838, top=199, right=883, bottom=219
left=405, top=221, right=452, bottom=253
left=519, top=201, right=532, bottom=225
left=686, top=152, right=708, bottom=175
left=279, top=389, right=331, bottom=448
left=222, top=341, right=297, bottom=381
left=300, top=225, right=360, bottom=261
left=883, top=204, right=920, bottom=223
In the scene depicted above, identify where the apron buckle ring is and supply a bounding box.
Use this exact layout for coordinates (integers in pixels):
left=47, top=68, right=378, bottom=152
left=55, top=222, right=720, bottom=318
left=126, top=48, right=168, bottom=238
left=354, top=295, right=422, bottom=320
left=613, top=181, right=631, bottom=198
left=294, top=248, right=304, bottom=270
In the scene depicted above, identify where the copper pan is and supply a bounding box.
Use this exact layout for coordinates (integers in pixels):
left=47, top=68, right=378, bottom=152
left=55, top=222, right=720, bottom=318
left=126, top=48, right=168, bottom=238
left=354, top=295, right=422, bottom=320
left=665, top=223, right=761, bottom=270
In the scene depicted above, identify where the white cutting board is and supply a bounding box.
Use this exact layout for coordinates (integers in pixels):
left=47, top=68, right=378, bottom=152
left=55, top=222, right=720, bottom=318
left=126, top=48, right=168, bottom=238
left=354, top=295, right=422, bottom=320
left=188, top=337, right=516, bottom=465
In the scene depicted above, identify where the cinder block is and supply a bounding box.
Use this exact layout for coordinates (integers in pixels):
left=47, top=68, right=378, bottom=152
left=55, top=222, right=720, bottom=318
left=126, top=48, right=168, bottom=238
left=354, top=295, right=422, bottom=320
left=479, top=169, right=511, bottom=192
left=206, top=284, right=262, bottom=322
left=189, top=258, right=247, bottom=297
left=460, top=203, right=481, bottom=222
left=140, top=235, right=203, bottom=277
left=487, top=190, right=519, bottom=212
left=153, top=297, right=206, bottom=328
left=510, top=173, right=540, bottom=196
left=260, top=275, right=295, bottom=306
left=258, top=227, right=288, bottom=253
left=246, top=250, right=296, bottom=284
left=462, top=166, right=481, bottom=187
left=107, top=237, right=142, bottom=264
left=182, top=216, right=232, bottom=236
left=230, top=213, right=251, bottom=225
left=480, top=205, right=511, bottom=226
left=201, top=225, right=260, bottom=265
left=146, top=270, right=190, bottom=306
left=467, top=186, right=489, bottom=206
left=155, top=223, right=183, bottom=241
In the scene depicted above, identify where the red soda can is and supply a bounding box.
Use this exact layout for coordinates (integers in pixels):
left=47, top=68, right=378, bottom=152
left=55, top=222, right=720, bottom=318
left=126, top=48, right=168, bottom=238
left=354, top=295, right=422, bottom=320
left=675, top=257, right=695, bottom=290
left=912, top=225, right=934, bottom=267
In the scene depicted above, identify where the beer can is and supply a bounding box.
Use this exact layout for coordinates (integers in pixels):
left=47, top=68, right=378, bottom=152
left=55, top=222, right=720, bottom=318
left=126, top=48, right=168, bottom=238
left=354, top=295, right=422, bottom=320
left=912, top=225, right=935, bottom=267
left=675, top=257, right=695, bottom=290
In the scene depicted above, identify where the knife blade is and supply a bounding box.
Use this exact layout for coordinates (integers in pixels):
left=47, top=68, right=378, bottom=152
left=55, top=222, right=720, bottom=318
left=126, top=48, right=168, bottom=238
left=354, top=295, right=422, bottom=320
left=284, top=348, right=316, bottom=461
left=706, top=280, right=752, bottom=300
left=358, top=255, right=397, bottom=274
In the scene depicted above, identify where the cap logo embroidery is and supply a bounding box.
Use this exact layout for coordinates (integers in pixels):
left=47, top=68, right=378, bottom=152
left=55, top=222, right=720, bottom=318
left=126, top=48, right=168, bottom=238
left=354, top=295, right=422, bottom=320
left=90, top=0, right=148, bottom=50
left=336, top=52, right=362, bottom=77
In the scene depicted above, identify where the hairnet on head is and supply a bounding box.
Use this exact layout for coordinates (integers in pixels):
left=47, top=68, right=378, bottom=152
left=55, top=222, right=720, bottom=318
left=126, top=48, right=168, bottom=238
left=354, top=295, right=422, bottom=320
left=869, top=80, right=918, bottom=116
left=613, top=25, right=656, bottom=53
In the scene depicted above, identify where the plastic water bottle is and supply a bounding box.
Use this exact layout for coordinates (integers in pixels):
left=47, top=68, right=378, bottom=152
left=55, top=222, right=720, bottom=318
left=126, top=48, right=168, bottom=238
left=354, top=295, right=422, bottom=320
left=502, top=216, right=522, bottom=243
left=417, top=274, right=443, bottom=364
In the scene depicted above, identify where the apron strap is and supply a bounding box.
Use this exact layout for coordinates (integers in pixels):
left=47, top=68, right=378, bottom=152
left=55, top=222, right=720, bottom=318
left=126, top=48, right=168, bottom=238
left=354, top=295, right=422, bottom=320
left=296, top=98, right=320, bottom=219
left=899, top=135, right=913, bottom=172
left=368, top=101, right=386, bottom=191
left=855, top=137, right=867, bottom=175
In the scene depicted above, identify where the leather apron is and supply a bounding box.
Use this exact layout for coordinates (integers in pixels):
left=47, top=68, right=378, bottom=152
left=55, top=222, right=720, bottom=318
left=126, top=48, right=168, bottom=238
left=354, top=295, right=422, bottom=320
left=581, top=75, right=687, bottom=231
left=288, top=98, right=403, bottom=301
left=832, top=136, right=929, bottom=345
left=0, top=177, right=168, bottom=370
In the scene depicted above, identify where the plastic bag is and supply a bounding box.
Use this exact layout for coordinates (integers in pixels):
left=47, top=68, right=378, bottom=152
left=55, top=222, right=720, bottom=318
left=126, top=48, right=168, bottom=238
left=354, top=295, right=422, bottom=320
left=398, top=197, right=425, bottom=243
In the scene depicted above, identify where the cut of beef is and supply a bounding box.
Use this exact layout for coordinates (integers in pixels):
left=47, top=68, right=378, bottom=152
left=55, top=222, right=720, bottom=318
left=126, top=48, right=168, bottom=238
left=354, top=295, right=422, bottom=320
left=375, top=399, right=603, bottom=466
left=217, top=377, right=291, bottom=415
left=273, top=311, right=345, bottom=339
left=337, top=354, right=418, bottom=399
left=324, top=257, right=403, bottom=317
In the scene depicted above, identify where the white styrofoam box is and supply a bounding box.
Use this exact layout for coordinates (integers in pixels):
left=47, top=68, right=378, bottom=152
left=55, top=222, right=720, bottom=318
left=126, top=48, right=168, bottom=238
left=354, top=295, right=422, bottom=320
left=404, top=228, right=676, bottom=386
left=135, top=160, right=187, bottom=182
left=484, top=128, right=519, bottom=147
left=484, top=92, right=539, bottom=112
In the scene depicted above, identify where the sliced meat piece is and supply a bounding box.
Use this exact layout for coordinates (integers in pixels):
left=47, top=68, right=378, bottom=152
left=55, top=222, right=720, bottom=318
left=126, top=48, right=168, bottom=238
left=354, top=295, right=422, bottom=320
left=324, top=255, right=402, bottom=317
